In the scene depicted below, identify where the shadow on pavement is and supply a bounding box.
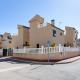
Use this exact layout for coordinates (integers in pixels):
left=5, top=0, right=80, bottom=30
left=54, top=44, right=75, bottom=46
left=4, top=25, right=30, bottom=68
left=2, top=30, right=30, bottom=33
left=0, top=57, right=55, bottom=65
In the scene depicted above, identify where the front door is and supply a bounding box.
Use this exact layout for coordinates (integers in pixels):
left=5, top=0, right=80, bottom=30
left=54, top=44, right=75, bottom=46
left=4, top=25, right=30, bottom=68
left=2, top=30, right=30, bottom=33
left=3, top=49, right=7, bottom=56
left=36, top=44, right=39, bottom=48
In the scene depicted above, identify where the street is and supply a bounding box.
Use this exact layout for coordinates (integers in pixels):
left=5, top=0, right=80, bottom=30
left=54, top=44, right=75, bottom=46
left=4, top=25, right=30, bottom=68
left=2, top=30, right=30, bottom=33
left=0, top=57, right=80, bottom=80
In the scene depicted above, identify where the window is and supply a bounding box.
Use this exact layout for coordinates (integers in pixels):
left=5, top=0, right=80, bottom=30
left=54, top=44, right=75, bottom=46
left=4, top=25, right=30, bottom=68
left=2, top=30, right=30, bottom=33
left=23, top=41, right=29, bottom=46
left=60, top=32, right=62, bottom=36
left=9, top=41, right=11, bottom=43
left=7, top=36, right=12, bottom=39
left=75, top=37, right=77, bottom=40
left=53, top=30, right=56, bottom=37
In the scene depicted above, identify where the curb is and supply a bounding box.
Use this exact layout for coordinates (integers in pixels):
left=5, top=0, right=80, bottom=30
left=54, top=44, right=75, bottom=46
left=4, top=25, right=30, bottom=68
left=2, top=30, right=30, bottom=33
left=56, top=56, right=80, bottom=64
left=12, top=56, right=80, bottom=65
left=0, top=56, right=80, bottom=65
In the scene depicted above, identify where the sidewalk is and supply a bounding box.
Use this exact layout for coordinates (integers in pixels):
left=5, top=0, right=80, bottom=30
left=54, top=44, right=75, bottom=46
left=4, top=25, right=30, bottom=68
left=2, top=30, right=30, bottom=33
left=56, top=56, right=80, bottom=64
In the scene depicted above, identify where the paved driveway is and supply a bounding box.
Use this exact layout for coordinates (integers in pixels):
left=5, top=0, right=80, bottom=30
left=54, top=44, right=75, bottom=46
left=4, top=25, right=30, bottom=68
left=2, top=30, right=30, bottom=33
left=0, top=57, right=80, bottom=80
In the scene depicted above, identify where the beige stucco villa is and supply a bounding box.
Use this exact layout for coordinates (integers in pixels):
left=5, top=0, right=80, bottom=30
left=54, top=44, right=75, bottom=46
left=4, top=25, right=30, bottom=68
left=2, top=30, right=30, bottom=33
left=29, top=15, right=64, bottom=48
left=12, top=15, right=78, bottom=48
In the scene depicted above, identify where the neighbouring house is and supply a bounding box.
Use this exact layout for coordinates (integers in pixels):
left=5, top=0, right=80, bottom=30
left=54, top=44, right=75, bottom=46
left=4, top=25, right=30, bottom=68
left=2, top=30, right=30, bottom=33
left=0, top=34, right=3, bottom=49
left=12, top=25, right=29, bottom=48
left=12, top=34, right=19, bottom=48
left=12, top=15, right=78, bottom=48
left=77, top=39, right=80, bottom=47
left=64, top=27, right=78, bottom=47
left=0, top=32, right=12, bottom=49
left=2, top=32, right=12, bottom=49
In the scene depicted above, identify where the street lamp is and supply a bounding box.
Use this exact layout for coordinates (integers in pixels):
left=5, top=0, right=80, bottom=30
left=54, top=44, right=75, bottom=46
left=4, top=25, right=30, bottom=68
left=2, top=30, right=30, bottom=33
left=47, top=41, right=50, bottom=62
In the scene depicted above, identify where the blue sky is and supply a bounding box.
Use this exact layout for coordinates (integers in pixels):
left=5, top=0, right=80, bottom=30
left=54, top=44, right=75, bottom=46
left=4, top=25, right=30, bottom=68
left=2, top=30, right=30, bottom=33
left=0, top=0, right=80, bottom=38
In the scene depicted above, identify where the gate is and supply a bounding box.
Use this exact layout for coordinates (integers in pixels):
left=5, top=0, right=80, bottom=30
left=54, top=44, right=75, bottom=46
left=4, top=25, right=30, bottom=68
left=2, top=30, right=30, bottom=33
left=3, top=49, right=7, bottom=56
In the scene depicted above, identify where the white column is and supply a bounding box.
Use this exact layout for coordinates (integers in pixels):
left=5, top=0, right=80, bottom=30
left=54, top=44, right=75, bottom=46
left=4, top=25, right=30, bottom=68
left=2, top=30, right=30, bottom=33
left=59, top=44, right=61, bottom=52
left=24, top=47, right=26, bottom=53
left=41, top=45, right=44, bottom=54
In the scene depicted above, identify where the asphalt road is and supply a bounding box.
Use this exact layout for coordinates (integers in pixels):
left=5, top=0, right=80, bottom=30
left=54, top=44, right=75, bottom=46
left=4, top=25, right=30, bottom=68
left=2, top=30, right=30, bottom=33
left=0, top=57, right=80, bottom=80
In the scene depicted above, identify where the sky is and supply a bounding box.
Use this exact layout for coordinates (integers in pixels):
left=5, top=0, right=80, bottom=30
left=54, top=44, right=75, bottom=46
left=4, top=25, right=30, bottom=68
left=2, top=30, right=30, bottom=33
left=0, top=0, right=80, bottom=38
